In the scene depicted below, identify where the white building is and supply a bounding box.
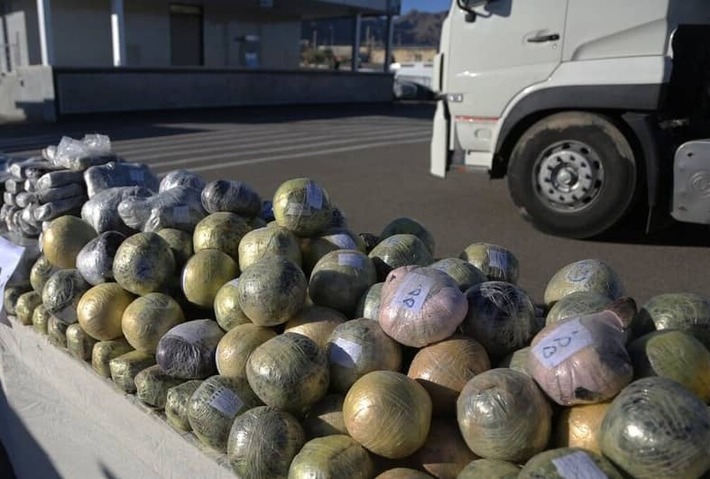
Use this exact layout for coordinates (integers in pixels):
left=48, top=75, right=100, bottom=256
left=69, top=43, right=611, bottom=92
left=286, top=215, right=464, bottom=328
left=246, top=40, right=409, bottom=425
left=0, top=0, right=400, bottom=122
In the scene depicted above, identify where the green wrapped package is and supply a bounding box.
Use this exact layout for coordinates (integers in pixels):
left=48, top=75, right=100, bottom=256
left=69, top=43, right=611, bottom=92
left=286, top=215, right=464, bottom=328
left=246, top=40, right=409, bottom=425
left=109, top=350, right=156, bottom=394
left=459, top=242, right=519, bottom=284
left=458, top=459, right=521, bottom=479
left=519, top=448, right=623, bottom=479
left=92, top=338, right=134, bottom=378
left=637, top=292, right=710, bottom=348
left=32, top=304, right=51, bottom=334
left=47, top=316, right=68, bottom=348
left=165, top=380, right=202, bottom=431
left=544, top=259, right=624, bottom=306
left=15, top=291, right=42, bottom=326
left=135, top=365, right=185, bottom=409
left=288, top=435, right=374, bottom=479
left=4, top=285, right=31, bottom=315
left=66, top=323, right=99, bottom=361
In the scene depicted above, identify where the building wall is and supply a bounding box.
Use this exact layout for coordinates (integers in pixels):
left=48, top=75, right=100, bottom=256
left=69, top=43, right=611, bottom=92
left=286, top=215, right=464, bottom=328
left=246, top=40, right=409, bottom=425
left=52, top=0, right=112, bottom=66
left=1, top=0, right=39, bottom=70
left=125, top=0, right=171, bottom=67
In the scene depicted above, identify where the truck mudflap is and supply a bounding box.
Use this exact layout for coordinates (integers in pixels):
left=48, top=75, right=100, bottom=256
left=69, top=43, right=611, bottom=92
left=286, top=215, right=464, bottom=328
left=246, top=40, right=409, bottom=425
left=671, top=140, right=710, bottom=224
left=430, top=100, right=450, bottom=178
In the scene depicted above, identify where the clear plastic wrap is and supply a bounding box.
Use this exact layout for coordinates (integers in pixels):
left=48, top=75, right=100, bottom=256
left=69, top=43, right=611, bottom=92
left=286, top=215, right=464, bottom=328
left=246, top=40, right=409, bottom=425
left=134, top=365, right=185, bottom=409
left=159, top=169, right=205, bottom=193
left=378, top=266, right=467, bottom=348
left=53, top=135, right=119, bottom=171
left=272, top=178, right=333, bottom=237
left=354, top=282, right=384, bottom=321
left=15, top=191, right=35, bottom=208
left=600, top=377, right=710, bottom=479
left=200, top=179, right=262, bottom=218
left=66, top=323, right=99, bottom=361
left=76, top=283, right=135, bottom=341
left=430, top=257, right=487, bottom=292
left=519, top=448, right=624, bottom=479
left=42, top=269, right=91, bottom=325
left=181, top=249, right=238, bottom=308
left=637, top=292, right=710, bottom=349
left=216, top=323, right=277, bottom=380
left=368, top=234, right=434, bottom=281
left=460, top=242, right=520, bottom=284
left=528, top=298, right=635, bottom=406
left=407, top=335, right=491, bottom=416
left=554, top=402, right=611, bottom=454
left=376, top=468, right=434, bottom=479
left=213, top=279, right=252, bottom=331
left=193, top=212, right=251, bottom=262
left=47, top=315, right=69, bottom=348
left=112, top=232, right=176, bottom=296
left=410, top=419, right=477, bottom=479
left=309, top=250, right=377, bottom=318
left=84, top=161, right=157, bottom=198
left=14, top=291, right=42, bottom=325
left=156, top=319, right=225, bottom=379
left=544, top=259, right=625, bottom=306
left=24, top=178, right=36, bottom=193
left=9, top=157, right=56, bottom=179
left=165, top=380, right=203, bottom=431
left=237, top=256, right=307, bottom=327
left=81, top=186, right=153, bottom=234
left=3, top=285, right=31, bottom=315
left=188, top=375, right=262, bottom=452
left=33, top=195, right=86, bottom=222
left=288, top=435, right=374, bottom=479
left=227, top=405, right=306, bottom=479
left=109, top=350, right=157, bottom=394
left=379, top=217, right=435, bottom=256
left=461, top=281, right=537, bottom=359
left=75, top=231, right=126, bottom=285
left=343, top=370, right=432, bottom=459
left=326, top=318, right=402, bottom=393
left=545, top=291, right=611, bottom=326
left=2, top=191, right=15, bottom=206
left=300, top=229, right=366, bottom=275
left=122, top=292, right=185, bottom=353
left=457, top=459, right=521, bottom=479
left=40, top=216, right=97, bottom=269
left=117, top=186, right=206, bottom=232
left=91, top=338, right=133, bottom=378
left=36, top=182, right=85, bottom=203
left=284, top=305, right=347, bottom=351
left=246, top=332, right=329, bottom=416
left=238, top=226, right=302, bottom=271
left=5, top=178, right=24, bottom=194
left=21, top=203, right=42, bottom=228
left=302, top=394, right=347, bottom=439
left=456, top=368, right=552, bottom=463
left=36, top=169, right=85, bottom=190
left=31, top=304, right=51, bottom=334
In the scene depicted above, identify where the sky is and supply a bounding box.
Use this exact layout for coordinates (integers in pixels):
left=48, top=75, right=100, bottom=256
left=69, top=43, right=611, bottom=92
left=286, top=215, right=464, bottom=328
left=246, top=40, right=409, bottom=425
left=401, top=0, right=450, bottom=13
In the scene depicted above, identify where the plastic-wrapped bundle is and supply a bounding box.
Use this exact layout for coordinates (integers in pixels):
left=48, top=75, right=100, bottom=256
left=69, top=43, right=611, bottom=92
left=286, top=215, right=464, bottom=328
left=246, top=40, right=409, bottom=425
left=457, top=459, right=521, bottom=479
left=3, top=191, right=15, bottom=206
left=227, top=405, right=306, bottom=479
left=122, top=293, right=185, bottom=353
left=429, top=257, right=487, bottom=292
left=237, top=256, right=307, bottom=327
left=354, top=282, right=384, bottom=321
left=32, top=304, right=51, bottom=334
left=36, top=170, right=84, bottom=190
left=181, top=249, right=238, bottom=308
left=637, top=292, right=710, bottom=349
left=302, top=394, right=347, bottom=439
left=66, top=323, right=99, bottom=361
left=272, top=178, right=333, bottom=237
left=326, top=318, right=401, bottom=393
left=165, top=380, right=202, bottom=431
left=81, top=186, right=153, bottom=234
left=343, top=371, right=431, bottom=459
left=113, top=232, right=176, bottom=296
left=457, top=368, right=552, bottom=462
left=159, top=169, right=205, bottom=193
left=156, top=319, right=225, bottom=379
left=407, top=335, right=490, bottom=416
left=213, top=279, right=251, bottom=331
left=85, top=162, right=158, bottom=198
left=300, top=229, right=366, bottom=275
left=545, top=291, right=611, bottom=326
left=92, top=338, right=133, bottom=378
left=216, top=323, right=277, bottom=380
left=201, top=179, right=262, bottom=218
left=555, top=402, right=610, bottom=454
left=36, top=182, right=85, bottom=204
left=309, top=250, right=377, bottom=318
left=134, top=365, right=185, bottom=409
left=378, top=266, right=467, bottom=348
left=600, top=377, right=710, bottom=479
left=53, top=135, right=121, bottom=171
left=109, top=350, right=157, bottom=394
left=246, top=333, right=329, bottom=416
left=192, top=212, right=251, bottom=262
left=23, top=178, right=36, bottom=193
left=544, top=259, right=625, bottom=306
left=8, top=158, right=56, bottom=179
left=288, top=435, right=374, bottom=479
left=15, top=191, right=35, bottom=208
left=238, top=225, right=302, bottom=271
left=519, top=448, right=624, bottom=479
left=376, top=468, right=435, bottom=478
left=77, top=283, right=135, bottom=340
left=75, top=231, right=125, bottom=285
left=379, top=217, right=435, bottom=256
left=529, top=298, right=635, bottom=406
left=410, top=419, right=477, bottom=479
left=284, top=306, right=347, bottom=351
left=40, top=216, right=97, bottom=269
left=33, top=196, right=85, bottom=222
left=187, top=375, right=262, bottom=452
left=47, top=315, right=69, bottom=348
left=460, top=242, right=519, bottom=284
left=368, top=234, right=434, bottom=281
left=497, top=346, right=532, bottom=376
left=5, top=177, right=25, bottom=194
left=460, top=281, right=537, bottom=359
left=42, top=269, right=91, bottom=325
left=359, top=232, right=380, bottom=253
left=156, top=228, right=193, bottom=266
left=117, top=186, right=206, bottom=232
left=15, top=291, right=42, bottom=325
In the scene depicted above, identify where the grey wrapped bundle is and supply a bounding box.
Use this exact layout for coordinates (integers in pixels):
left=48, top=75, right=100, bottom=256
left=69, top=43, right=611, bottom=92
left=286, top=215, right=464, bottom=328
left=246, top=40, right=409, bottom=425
left=37, top=182, right=85, bottom=203
left=53, top=135, right=120, bottom=171
left=201, top=179, right=262, bottom=218
left=23, top=179, right=37, bottom=193
left=36, top=170, right=85, bottom=190
left=118, top=186, right=206, bottom=232
left=15, top=192, right=36, bottom=208
left=5, top=178, right=24, bottom=194
left=156, top=319, right=225, bottom=379
left=33, top=196, right=85, bottom=222
left=8, top=157, right=54, bottom=179
left=17, top=213, right=41, bottom=237
left=81, top=186, right=152, bottom=234
left=42, top=145, right=56, bottom=163
left=75, top=231, right=126, bottom=285
left=84, top=161, right=158, bottom=198
left=159, top=170, right=205, bottom=193
left=165, top=380, right=203, bottom=431
left=21, top=205, right=42, bottom=228
left=3, top=191, right=15, bottom=206
left=135, top=365, right=185, bottom=409
left=42, top=269, right=91, bottom=325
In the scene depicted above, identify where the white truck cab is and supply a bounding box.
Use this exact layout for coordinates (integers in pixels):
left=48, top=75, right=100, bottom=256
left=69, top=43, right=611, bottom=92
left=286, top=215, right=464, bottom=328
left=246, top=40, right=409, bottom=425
left=431, top=0, right=710, bottom=238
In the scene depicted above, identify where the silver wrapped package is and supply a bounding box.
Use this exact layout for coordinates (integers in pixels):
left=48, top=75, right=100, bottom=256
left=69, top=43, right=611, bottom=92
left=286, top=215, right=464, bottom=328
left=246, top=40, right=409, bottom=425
left=81, top=186, right=153, bottom=234
left=75, top=231, right=126, bottom=285
left=53, top=135, right=121, bottom=171
left=159, top=170, right=206, bottom=193
left=118, top=186, right=206, bottom=232
left=33, top=196, right=85, bottom=222
left=201, top=179, right=262, bottom=218
left=84, top=161, right=158, bottom=198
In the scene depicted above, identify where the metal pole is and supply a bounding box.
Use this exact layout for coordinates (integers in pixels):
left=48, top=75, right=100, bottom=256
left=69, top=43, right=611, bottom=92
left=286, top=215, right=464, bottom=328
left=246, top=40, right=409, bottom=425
left=383, top=14, right=394, bottom=72
left=111, top=0, right=126, bottom=66
left=351, top=13, right=360, bottom=72
left=36, top=0, right=54, bottom=66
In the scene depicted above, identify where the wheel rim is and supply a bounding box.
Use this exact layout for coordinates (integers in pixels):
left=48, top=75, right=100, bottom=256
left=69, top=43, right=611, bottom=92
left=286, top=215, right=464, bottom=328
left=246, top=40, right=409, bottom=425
left=533, top=140, right=605, bottom=213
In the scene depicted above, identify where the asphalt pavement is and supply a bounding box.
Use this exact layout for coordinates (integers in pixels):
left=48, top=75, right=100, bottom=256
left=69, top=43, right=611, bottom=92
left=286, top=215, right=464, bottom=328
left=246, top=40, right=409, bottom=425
left=2, top=102, right=709, bottom=305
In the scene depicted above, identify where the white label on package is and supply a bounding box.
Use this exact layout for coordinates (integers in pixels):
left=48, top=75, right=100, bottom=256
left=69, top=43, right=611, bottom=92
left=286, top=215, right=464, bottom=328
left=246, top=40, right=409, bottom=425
left=287, top=202, right=311, bottom=216
left=487, top=249, right=508, bottom=270
left=393, top=273, right=435, bottom=314
left=173, top=205, right=190, bottom=223
left=552, top=451, right=607, bottom=479
left=338, top=253, right=364, bottom=269
left=0, top=236, right=26, bottom=312
left=129, top=168, right=144, bottom=183
left=330, top=337, right=362, bottom=367
left=306, top=181, right=323, bottom=209
left=532, top=318, right=594, bottom=369
left=209, top=386, right=242, bottom=418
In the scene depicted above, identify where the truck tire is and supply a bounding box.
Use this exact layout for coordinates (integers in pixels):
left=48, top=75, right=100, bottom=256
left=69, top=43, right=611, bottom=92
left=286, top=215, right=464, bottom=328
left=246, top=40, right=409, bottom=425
left=507, top=112, right=637, bottom=239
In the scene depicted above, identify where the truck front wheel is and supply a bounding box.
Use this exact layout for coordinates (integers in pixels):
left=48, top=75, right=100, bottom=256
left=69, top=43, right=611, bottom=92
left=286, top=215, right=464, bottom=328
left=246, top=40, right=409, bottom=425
left=507, top=112, right=637, bottom=239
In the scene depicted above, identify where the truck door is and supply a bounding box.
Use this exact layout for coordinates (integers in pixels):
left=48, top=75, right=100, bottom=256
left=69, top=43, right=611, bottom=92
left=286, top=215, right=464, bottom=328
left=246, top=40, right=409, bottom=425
left=446, top=0, right=568, bottom=152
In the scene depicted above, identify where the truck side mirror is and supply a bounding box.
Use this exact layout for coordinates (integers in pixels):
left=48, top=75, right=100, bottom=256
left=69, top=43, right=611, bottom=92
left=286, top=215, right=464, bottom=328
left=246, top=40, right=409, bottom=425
left=456, top=0, right=495, bottom=22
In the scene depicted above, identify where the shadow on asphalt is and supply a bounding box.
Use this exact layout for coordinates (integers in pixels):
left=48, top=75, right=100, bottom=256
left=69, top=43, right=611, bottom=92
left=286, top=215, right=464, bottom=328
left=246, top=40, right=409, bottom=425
left=592, top=213, right=709, bottom=247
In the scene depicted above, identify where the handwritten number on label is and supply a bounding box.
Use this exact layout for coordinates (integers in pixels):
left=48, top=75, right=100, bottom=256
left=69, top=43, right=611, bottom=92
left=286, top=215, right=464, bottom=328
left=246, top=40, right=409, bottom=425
left=402, top=286, right=423, bottom=308
left=542, top=331, right=578, bottom=359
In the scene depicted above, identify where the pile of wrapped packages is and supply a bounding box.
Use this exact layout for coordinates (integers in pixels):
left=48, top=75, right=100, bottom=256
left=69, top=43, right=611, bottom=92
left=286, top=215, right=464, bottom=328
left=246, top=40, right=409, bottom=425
left=2, top=135, right=710, bottom=479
